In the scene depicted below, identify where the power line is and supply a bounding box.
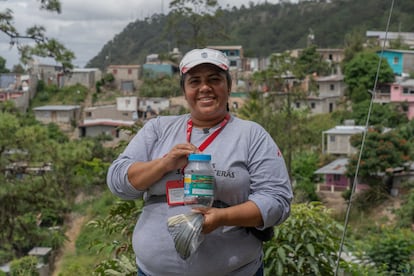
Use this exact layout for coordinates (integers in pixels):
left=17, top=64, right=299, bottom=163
left=333, top=0, right=396, bottom=274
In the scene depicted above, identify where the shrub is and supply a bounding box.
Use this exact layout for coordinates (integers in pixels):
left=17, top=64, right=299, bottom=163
left=264, top=202, right=344, bottom=275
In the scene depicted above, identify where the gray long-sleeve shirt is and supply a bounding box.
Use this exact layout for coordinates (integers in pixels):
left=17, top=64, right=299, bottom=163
left=107, top=114, right=293, bottom=276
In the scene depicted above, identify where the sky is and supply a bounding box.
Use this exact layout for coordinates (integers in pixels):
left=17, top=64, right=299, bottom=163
left=0, top=0, right=294, bottom=69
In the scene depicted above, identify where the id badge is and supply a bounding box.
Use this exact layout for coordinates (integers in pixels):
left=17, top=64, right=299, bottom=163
left=166, top=180, right=184, bottom=206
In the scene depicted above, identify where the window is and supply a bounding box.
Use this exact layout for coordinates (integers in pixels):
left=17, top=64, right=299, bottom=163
left=86, top=112, right=92, bottom=118
left=112, top=69, right=117, bottom=74
left=333, top=175, right=341, bottom=181
left=295, top=102, right=300, bottom=108
left=330, top=84, right=335, bottom=90
left=403, top=87, right=414, bottom=95
left=310, top=102, right=316, bottom=109
left=393, top=56, right=399, bottom=64
left=329, top=135, right=335, bottom=142
left=230, top=60, right=237, bottom=67
left=128, top=68, right=132, bottom=74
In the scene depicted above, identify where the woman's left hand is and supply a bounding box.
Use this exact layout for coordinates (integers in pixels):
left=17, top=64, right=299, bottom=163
left=192, top=207, right=224, bottom=234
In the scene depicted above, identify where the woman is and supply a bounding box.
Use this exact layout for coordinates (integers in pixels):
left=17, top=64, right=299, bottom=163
left=107, top=48, right=293, bottom=275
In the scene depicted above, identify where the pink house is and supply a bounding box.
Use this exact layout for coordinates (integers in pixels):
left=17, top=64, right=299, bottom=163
left=390, top=79, right=414, bottom=120
left=314, top=158, right=369, bottom=192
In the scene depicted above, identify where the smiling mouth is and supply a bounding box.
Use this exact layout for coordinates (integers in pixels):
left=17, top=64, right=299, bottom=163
left=198, top=96, right=216, bottom=102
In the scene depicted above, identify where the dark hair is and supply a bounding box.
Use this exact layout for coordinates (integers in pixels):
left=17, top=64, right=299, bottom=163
left=180, top=69, right=232, bottom=91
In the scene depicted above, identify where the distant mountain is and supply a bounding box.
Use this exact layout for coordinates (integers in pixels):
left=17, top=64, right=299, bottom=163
left=86, top=0, right=414, bottom=69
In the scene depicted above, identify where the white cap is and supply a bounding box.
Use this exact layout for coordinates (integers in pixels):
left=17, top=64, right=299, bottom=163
left=179, top=48, right=230, bottom=75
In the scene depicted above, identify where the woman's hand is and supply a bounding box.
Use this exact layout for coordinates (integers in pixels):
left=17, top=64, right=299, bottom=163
left=127, top=143, right=199, bottom=190
left=192, top=207, right=225, bottom=234
left=162, top=143, right=200, bottom=172
left=193, top=201, right=264, bottom=234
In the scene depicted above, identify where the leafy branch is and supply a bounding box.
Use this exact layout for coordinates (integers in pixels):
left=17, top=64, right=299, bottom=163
left=0, top=0, right=74, bottom=70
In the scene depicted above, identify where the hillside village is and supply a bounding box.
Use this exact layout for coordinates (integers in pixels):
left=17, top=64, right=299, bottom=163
left=1, top=30, right=414, bottom=274
left=2, top=30, right=414, bottom=194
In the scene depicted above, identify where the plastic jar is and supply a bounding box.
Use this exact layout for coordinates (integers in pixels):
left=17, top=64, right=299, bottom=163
left=184, top=153, right=215, bottom=207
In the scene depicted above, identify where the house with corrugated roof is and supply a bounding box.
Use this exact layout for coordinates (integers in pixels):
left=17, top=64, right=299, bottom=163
left=315, top=122, right=367, bottom=193
left=33, top=105, right=81, bottom=130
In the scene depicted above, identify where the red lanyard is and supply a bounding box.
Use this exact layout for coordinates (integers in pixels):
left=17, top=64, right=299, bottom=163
left=186, top=113, right=230, bottom=151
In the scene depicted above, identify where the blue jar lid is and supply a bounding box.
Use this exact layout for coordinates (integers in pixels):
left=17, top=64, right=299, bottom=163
left=188, top=153, right=211, bottom=161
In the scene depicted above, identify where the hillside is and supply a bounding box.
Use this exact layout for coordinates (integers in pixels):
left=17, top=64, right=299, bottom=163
left=86, top=0, right=414, bottom=69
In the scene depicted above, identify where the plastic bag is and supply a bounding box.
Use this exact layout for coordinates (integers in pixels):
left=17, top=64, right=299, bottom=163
left=167, top=212, right=204, bottom=260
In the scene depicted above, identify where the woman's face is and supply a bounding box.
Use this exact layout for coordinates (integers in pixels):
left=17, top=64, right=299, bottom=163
left=183, top=63, right=230, bottom=122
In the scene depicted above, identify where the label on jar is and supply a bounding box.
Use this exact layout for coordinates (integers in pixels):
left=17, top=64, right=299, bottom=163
left=184, top=174, right=214, bottom=196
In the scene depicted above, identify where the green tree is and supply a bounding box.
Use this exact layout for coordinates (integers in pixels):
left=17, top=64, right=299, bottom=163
left=343, top=51, right=394, bottom=104
left=296, top=45, right=331, bottom=76
left=0, top=113, right=68, bottom=262
left=347, top=128, right=412, bottom=193
left=291, top=151, right=320, bottom=203
left=342, top=29, right=365, bottom=64
left=343, top=99, right=409, bottom=128
left=0, top=109, right=112, bottom=263
left=0, top=0, right=74, bottom=69
left=0, top=56, right=10, bottom=73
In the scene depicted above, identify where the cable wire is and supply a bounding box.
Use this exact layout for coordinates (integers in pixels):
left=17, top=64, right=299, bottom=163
left=334, top=0, right=396, bottom=274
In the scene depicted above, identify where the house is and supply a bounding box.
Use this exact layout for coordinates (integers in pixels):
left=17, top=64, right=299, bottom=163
left=372, top=82, right=392, bottom=104
left=0, top=73, right=36, bottom=112
left=389, top=162, right=414, bottom=196
left=377, top=49, right=414, bottom=76
left=79, top=96, right=140, bottom=139
left=28, top=247, right=53, bottom=276
left=294, top=74, right=346, bottom=114
left=31, top=63, right=64, bottom=86
left=390, top=78, right=414, bottom=120
left=30, top=62, right=99, bottom=89
left=61, top=68, right=102, bottom=89
left=142, top=51, right=179, bottom=79
left=33, top=105, right=81, bottom=129
left=0, top=247, right=53, bottom=276
left=322, top=123, right=365, bottom=156
left=106, top=65, right=140, bottom=93
left=366, top=31, right=414, bottom=49
left=207, top=45, right=243, bottom=71
left=291, top=48, right=345, bottom=64
left=314, top=158, right=369, bottom=193
left=138, top=97, right=170, bottom=117
left=78, top=119, right=135, bottom=139
left=142, top=63, right=177, bottom=78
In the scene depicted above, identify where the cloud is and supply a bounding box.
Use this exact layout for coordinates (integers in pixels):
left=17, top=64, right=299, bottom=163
left=0, top=0, right=283, bottom=69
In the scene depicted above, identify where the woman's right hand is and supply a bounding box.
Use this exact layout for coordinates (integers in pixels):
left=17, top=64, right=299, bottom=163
left=162, top=143, right=200, bottom=172
left=127, top=143, right=199, bottom=190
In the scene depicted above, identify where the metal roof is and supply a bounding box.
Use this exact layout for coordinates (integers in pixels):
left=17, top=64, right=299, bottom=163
left=315, top=158, right=349, bottom=175
left=33, top=105, right=80, bottom=111
left=324, top=126, right=365, bottom=135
